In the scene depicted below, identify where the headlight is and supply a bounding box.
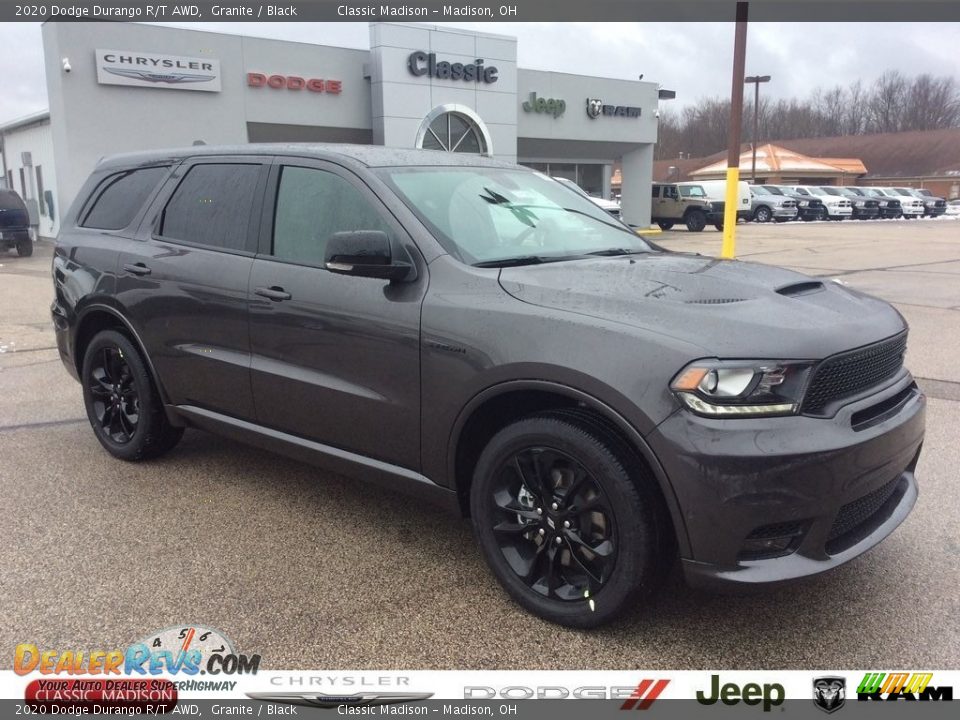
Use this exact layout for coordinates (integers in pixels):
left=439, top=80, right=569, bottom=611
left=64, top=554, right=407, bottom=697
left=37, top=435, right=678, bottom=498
left=670, top=360, right=814, bottom=417
left=798, top=200, right=809, bottom=207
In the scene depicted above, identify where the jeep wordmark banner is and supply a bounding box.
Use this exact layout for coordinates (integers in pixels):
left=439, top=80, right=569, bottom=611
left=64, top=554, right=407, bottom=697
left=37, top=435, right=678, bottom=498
left=95, top=49, right=221, bottom=92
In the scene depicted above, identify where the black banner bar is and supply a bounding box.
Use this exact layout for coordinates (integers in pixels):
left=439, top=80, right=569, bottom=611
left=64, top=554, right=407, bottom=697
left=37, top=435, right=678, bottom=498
left=3, top=0, right=960, bottom=23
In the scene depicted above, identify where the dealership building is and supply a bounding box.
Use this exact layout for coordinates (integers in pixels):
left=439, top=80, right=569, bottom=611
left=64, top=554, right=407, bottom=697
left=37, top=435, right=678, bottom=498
left=0, top=21, right=661, bottom=239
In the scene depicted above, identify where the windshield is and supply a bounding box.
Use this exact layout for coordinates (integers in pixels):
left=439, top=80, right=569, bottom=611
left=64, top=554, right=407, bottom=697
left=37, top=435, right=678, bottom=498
left=916, top=189, right=933, bottom=197
left=752, top=186, right=773, bottom=196
left=679, top=185, right=707, bottom=198
left=793, top=187, right=810, bottom=196
left=553, top=176, right=591, bottom=199
left=762, top=186, right=785, bottom=195
left=378, top=167, right=652, bottom=266
left=819, top=187, right=843, bottom=196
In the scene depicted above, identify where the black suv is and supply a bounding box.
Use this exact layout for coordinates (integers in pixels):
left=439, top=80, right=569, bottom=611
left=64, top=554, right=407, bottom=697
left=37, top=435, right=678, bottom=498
left=53, top=146, right=925, bottom=627
left=0, top=189, right=33, bottom=256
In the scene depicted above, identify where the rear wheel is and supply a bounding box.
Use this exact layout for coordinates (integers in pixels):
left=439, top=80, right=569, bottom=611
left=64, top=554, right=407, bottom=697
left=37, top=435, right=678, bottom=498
left=656, top=220, right=674, bottom=231
left=16, top=237, right=32, bottom=257
left=685, top=210, right=707, bottom=232
left=470, top=413, right=669, bottom=627
left=81, top=330, right=183, bottom=461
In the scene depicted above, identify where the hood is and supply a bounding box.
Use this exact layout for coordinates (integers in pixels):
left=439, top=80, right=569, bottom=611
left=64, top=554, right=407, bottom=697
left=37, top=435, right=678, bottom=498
left=498, top=253, right=906, bottom=359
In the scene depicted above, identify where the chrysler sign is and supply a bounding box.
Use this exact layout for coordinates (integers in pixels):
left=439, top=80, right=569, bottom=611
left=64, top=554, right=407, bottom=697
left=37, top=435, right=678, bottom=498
left=96, top=49, right=221, bottom=92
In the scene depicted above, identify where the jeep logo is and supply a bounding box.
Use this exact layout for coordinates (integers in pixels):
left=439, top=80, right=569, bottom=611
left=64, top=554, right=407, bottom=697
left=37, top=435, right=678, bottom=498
left=523, top=92, right=566, bottom=118
left=697, top=675, right=784, bottom=712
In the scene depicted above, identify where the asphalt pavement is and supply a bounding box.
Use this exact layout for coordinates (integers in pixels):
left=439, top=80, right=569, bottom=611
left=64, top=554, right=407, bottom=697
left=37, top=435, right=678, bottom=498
left=1, top=218, right=958, bottom=669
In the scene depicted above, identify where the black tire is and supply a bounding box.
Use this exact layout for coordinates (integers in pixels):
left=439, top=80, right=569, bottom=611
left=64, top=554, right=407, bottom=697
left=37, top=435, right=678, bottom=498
left=470, top=412, right=669, bottom=628
left=656, top=220, right=674, bottom=231
left=684, top=210, right=707, bottom=232
left=773, top=217, right=790, bottom=223
left=753, top=206, right=772, bottom=223
left=16, top=237, right=33, bottom=257
left=81, top=330, right=183, bottom=461
left=714, top=223, right=723, bottom=231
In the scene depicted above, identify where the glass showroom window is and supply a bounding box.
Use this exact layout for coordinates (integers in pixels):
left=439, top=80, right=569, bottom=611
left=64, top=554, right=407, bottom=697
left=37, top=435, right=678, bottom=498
left=418, top=107, right=490, bottom=155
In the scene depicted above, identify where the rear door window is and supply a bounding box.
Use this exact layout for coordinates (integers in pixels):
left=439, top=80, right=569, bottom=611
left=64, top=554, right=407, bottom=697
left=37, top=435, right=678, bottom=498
left=158, top=163, right=262, bottom=252
left=81, top=166, right=170, bottom=230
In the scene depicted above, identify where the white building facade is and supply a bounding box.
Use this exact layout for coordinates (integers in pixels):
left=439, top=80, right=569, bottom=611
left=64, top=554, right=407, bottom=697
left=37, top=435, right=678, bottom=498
left=2, top=21, right=660, bottom=239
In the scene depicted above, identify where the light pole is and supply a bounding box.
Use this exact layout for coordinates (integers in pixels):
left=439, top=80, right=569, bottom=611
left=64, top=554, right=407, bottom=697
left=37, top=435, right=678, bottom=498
left=721, top=2, right=749, bottom=260
left=745, top=74, right=771, bottom=184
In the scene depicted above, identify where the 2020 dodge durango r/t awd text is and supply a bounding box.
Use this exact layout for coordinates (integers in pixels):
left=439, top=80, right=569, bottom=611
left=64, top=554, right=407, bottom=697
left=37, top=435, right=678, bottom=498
left=52, top=146, right=925, bottom=627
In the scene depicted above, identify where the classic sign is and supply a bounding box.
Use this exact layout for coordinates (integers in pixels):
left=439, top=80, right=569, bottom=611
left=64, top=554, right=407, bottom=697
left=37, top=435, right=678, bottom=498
left=407, top=51, right=498, bottom=83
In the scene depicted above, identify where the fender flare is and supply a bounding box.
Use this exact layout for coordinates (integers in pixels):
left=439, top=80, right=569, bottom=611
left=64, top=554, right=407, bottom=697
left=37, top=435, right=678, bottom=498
left=74, top=303, right=171, bottom=406
left=446, top=379, right=691, bottom=556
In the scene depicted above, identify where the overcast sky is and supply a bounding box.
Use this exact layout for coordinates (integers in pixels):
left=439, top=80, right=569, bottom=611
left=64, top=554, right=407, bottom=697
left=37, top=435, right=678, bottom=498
left=1, top=21, right=958, bottom=125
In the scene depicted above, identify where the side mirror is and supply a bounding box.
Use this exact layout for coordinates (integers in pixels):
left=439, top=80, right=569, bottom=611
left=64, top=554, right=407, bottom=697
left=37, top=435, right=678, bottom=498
left=324, top=230, right=413, bottom=281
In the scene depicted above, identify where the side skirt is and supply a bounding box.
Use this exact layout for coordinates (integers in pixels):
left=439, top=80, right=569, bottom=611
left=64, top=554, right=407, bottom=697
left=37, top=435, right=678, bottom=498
left=174, top=405, right=460, bottom=514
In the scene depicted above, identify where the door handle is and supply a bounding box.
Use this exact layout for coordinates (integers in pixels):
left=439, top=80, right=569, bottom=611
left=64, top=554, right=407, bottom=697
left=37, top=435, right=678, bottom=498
left=122, top=262, right=151, bottom=276
left=254, top=286, right=292, bottom=301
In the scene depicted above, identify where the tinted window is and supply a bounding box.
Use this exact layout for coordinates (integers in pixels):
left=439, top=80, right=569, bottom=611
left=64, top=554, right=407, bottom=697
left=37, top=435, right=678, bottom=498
left=81, top=166, right=169, bottom=230
left=160, top=164, right=261, bottom=250
left=651, top=186, right=660, bottom=199
left=272, top=166, right=391, bottom=266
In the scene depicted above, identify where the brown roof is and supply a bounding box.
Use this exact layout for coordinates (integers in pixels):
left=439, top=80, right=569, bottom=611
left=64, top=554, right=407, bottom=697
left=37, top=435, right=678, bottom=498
left=775, top=128, right=960, bottom=178
left=691, top=144, right=852, bottom=176
left=653, top=128, right=960, bottom=181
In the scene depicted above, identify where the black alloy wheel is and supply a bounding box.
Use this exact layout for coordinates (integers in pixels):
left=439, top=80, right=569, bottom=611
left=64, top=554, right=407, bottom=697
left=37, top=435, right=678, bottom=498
left=81, top=330, right=184, bottom=461
left=489, top=447, right=617, bottom=602
left=471, top=413, right=670, bottom=627
left=88, top=346, right=140, bottom=443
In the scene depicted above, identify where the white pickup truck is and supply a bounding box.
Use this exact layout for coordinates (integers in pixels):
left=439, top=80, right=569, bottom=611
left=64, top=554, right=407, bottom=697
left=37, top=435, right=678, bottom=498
left=789, top=186, right=853, bottom=220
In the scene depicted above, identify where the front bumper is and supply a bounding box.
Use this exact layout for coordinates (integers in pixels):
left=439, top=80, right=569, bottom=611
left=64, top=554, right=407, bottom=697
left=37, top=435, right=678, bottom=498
left=826, top=206, right=854, bottom=218
left=852, top=206, right=880, bottom=219
left=878, top=206, right=902, bottom=218
left=647, top=372, right=925, bottom=589
left=798, top=206, right=826, bottom=220
left=773, top=207, right=799, bottom=219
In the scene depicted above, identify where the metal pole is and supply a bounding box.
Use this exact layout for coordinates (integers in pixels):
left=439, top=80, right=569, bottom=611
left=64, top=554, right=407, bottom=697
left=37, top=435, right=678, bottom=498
left=721, top=2, right=749, bottom=260
left=751, top=80, right=760, bottom=184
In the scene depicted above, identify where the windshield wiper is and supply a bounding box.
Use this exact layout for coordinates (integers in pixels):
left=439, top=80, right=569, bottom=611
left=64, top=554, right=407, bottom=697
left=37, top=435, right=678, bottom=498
left=474, top=255, right=583, bottom=268
left=585, top=248, right=647, bottom=257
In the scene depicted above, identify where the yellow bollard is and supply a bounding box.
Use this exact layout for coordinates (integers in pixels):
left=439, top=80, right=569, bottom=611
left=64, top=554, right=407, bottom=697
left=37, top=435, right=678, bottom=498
left=721, top=167, right=740, bottom=259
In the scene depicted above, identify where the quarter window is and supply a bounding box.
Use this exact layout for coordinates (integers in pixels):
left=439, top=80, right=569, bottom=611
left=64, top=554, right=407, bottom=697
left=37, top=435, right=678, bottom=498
left=272, top=166, right=391, bottom=266
left=159, top=164, right=261, bottom=251
left=81, top=166, right=170, bottom=230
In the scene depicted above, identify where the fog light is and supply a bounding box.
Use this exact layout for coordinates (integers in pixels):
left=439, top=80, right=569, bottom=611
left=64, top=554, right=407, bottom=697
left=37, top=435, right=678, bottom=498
left=738, top=521, right=808, bottom=560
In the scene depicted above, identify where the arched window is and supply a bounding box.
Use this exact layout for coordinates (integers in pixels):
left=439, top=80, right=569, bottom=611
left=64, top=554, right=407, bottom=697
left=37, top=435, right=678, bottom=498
left=416, top=104, right=492, bottom=156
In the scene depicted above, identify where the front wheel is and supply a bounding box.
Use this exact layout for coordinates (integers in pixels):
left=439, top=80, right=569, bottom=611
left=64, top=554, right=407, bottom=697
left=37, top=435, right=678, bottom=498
left=753, top=206, right=772, bottom=223
left=685, top=210, right=707, bottom=232
left=470, top=413, right=669, bottom=627
left=81, top=330, right=183, bottom=461
left=16, top=237, right=33, bottom=257
left=656, top=220, right=675, bottom=231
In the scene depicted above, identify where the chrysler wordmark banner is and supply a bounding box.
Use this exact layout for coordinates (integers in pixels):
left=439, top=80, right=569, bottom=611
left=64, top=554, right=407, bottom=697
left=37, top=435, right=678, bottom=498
left=95, top=49, right=222, bottom=92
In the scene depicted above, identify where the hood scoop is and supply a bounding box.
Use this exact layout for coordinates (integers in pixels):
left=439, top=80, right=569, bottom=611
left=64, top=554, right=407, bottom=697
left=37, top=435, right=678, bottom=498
left=684, top=297, right=748, bottom=305
left=776, top=280, right=824, bottom=297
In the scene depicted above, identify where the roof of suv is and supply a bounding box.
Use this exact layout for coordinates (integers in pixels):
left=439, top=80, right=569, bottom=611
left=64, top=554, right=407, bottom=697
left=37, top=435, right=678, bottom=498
left=95, top=143, right=520, bottom=172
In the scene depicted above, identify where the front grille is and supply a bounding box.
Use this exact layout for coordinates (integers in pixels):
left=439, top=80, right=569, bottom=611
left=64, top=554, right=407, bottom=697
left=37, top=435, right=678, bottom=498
left=826, top=477, right=904, bottom=554
left=801, top=333, right=907, bottom=415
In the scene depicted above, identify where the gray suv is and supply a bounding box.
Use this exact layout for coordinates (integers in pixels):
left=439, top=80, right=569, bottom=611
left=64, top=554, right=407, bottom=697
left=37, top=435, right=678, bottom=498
left=53, top=145, right=924, bottom=627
